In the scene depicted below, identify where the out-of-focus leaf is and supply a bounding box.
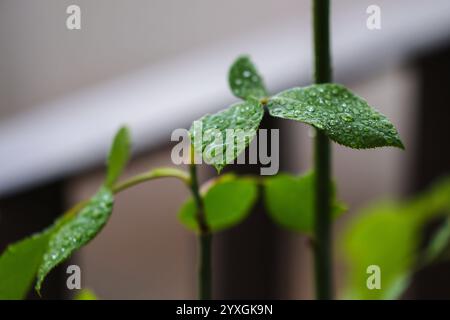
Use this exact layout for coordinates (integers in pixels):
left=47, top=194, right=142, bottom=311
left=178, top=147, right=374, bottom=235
left=0, top=127, right=130, bottom=298
left=342, top=177, right=450, bottom=300
left=178, top=175, right=258, bottom=232
left=0, top=231, right=51, bottom=300
left=228, top=55, right=269, bottom=100
left=266, top=84, right=404, bottom=149
left=36, top=187, right=114, bottom=292
left=342, top=203, right=418, bottom=300
left=0, top=200, right=88, bottom=300
left=424, top=218, right=450, bottom=264
left=74, top=288, right=98, bottom=300
left=106, top=126, right=131, bottom=187
left=190, top=99, right=264, bottom=172
left=264, top=171, right=346, bottom=233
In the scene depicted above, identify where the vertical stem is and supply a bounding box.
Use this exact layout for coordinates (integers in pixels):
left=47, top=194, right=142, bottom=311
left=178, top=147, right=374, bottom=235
left=313, top=0, right=333, bottom=300
left=198, top=232, right=212, bottom=300
left=189, top=162, right=212, bottom=300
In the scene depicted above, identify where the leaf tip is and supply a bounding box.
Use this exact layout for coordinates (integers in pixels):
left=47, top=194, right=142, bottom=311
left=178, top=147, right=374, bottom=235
left=228, top=54, right=268, bottom=100
left=387, top=135, right=405, bottom=150
left=106, top=125, right=132, bottom=187
left=395, top=138, right=405, bottom=150
left=34, top=279, right=43, bottom=297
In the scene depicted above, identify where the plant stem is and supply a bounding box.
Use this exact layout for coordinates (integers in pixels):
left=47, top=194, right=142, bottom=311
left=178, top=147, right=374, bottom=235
left=112, top=167, right=190, bottom=193
left=189, top=162, right=212, bottom=300
left=198, top=232, right=212, bottom=300
left=61, top=168, right=189, bottom=220
left=313, top=0, right=333, bottom=300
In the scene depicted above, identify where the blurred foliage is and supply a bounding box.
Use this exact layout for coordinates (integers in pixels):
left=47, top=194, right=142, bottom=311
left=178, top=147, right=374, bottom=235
left=74, top=288, right=98, bottom=300
left=36, top=188, right=114, bottom=292
left=264, top=171, right=346, bottom=233
left=0, top=231, right=52, bottom=299
left=342, top=177, right=450, bottom=299
left=0, top=127, right=131, bottom=299
left=178, top=174, right=258, bottom=233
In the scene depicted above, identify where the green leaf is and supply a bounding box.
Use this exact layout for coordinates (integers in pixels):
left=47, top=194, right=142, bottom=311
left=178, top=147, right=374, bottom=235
left=264, top=171, right=346, bottom=233
left=0, top=200, right=88, bottom=299
left=106, top=126, right=131, bottom=187
left=74, top=288, right=98, bottom=300
left=228, top=55, right=269, bottom=100
left=0, top=128, right=130, bottom=298
left=190, top=99, right=264, bottom=172
left=36, top=187, right=114, bottom=292
left=342, top=203, right=418, bottom=300
left=424, top=217, right=450, bottom=264
left=266, top=84, right=404, bottom=149
left=178, top=175, right=258, bottom=232
left=0, top=231, right=51, bottom=299
left=341, top=177, right=450, bottom=300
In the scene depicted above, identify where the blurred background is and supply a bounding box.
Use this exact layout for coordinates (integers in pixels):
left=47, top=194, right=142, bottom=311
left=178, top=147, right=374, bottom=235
left=0, top=0, right=449, bottom=299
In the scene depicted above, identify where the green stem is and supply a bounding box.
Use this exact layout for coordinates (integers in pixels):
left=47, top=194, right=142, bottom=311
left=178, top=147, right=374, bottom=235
left=189, top=163, right=212, bottom=300
left=62, top=167, right=189, bottom=221
left=313, top=0, right=333, bottom=300
left=198, top=232, right=212, bottom=300
left=112, top=167, right=190, bottom=193
left=112, top=163, right=212, bottom=299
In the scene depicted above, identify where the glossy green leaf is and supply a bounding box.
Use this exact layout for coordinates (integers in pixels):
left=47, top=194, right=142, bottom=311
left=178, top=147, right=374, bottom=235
left=36, top=187, right=114, bottom=292
left=0, top=231, right=51, bottom=299
left=74, top=288, right=98, bottom=300
left=266, top=84, right=404, bottom=149
left=228, top=55, right=269, bottom=100
left=190, top=99, right=264, bottom=172
left=106, top=126, right=131, bottom=187
left=178, top=175, right=258, bottom=232
left=264, top=171, right=346, bottom=233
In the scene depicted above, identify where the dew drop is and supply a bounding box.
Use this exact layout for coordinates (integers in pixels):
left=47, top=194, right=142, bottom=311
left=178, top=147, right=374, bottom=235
left=340, top=113, right=354, bottom=122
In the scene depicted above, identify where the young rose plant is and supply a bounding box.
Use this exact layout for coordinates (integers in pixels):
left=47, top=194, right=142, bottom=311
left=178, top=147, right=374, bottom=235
left=1, top=0, right=448, bottom=301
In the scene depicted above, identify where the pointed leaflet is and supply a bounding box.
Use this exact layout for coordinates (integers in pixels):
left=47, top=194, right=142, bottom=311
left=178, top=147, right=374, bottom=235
left=266, top=84, right=404, bottom=149
left=228, top=56, right=269, bottom=100
left=190, top=99, right=264, bottom=172
left=178, top=175, right=258, bottom=232
left=36, top=187, right=114, bottom=291
left=106, top=126, right=131, bottom=187
left=36, top=127, right=131, bottom=291
left=264, top=171, right=346, bottom=233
